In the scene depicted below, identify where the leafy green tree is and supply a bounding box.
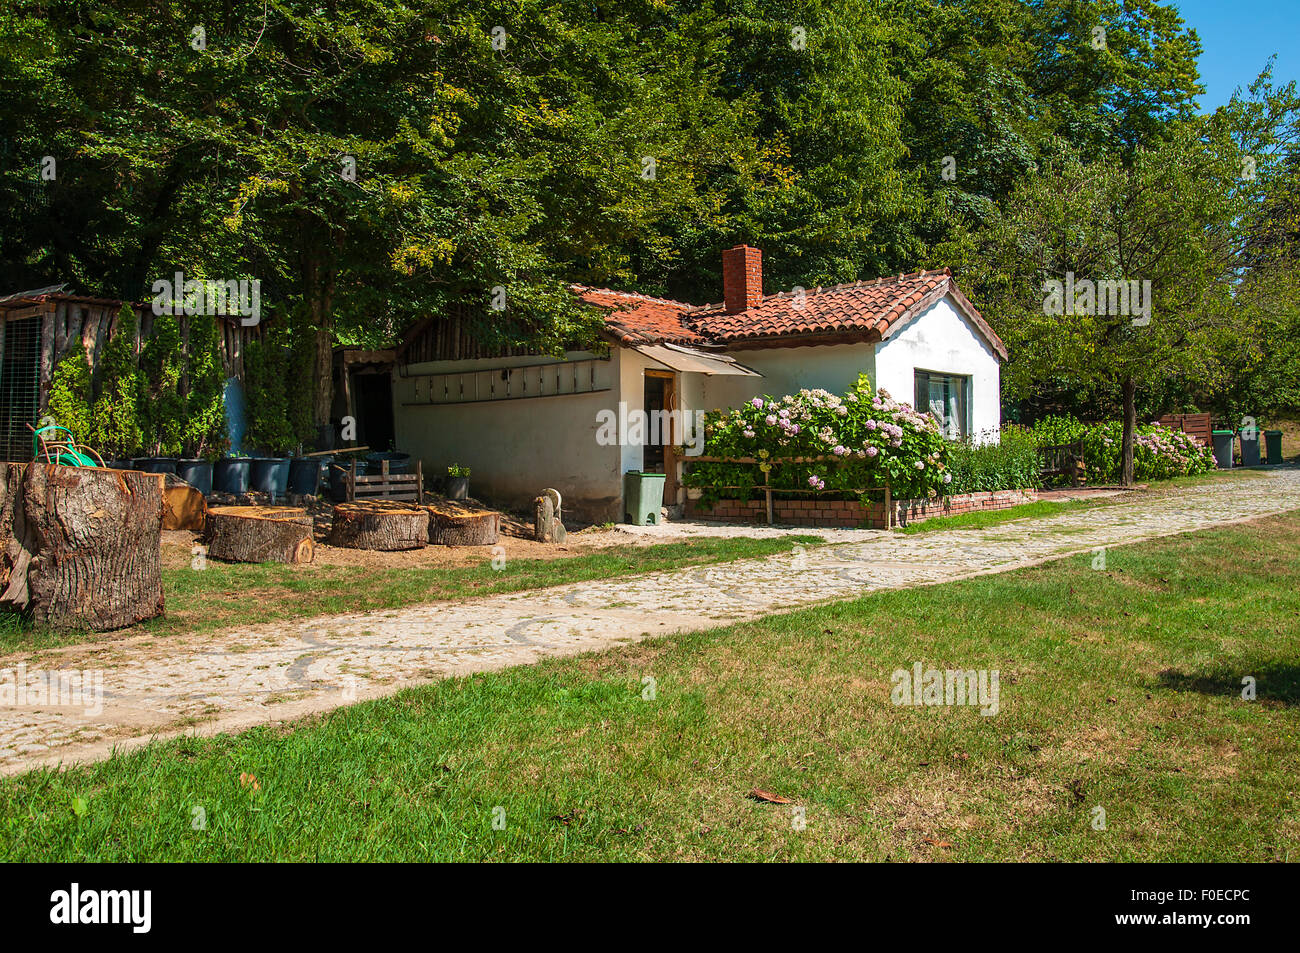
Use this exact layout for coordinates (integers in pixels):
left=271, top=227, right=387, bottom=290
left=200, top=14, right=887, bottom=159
left=139, top=315, right=185, bottom=456
left=45, top=341, right=94, bottom=442
left=964, top=126, right=1242, bottom=485
left=182, top=316, right=228, bottom=458
left=90, top=307, right=145, bottom=458
left=242, top=330, right=295, bottom=454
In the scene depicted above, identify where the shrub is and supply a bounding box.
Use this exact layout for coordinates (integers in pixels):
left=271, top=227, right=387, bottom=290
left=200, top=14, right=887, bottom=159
left=1029, top=413, right=1087, bottom=447
left=1080, top=421, right=1215, bottom=482
left=90, top=306, right=145, bottom=458
left=946, top=426, right=1042, bottom=494
left=139, top=314, right=185, bottom=456
left=182, top=315, right=228, bottom=459
left=683, top=375, right=952, bottom=505
left=46, top=341, right=94, bottom=442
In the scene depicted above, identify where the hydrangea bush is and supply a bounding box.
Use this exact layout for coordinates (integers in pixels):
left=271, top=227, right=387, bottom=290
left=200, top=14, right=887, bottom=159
left=682, top=374, right=951, bottom=505
left=1081, top=420, right=1215, bottom=481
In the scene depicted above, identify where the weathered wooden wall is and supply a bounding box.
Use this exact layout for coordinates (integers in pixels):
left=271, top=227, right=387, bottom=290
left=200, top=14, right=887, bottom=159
left=16, top=295, right=266, bottom=413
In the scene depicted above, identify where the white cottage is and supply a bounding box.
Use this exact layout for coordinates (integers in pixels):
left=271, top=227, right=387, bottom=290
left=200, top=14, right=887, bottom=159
left=391, top=245, right=1007, bottom=522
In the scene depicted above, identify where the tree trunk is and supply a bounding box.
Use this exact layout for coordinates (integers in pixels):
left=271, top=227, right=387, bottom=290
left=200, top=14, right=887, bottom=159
left=0, top=463, right=165, bottom=630
left=1121, top=376, right=1137, bottom=487
left=330, top=502, right=428, bottom=550
left=430, top=505, right=501, bottom=546
left=206, top=506, right=315, bottom=564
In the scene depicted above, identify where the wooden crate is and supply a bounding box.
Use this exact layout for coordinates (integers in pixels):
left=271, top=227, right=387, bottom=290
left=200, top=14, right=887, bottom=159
left=345, top=458, right=424, bottom=504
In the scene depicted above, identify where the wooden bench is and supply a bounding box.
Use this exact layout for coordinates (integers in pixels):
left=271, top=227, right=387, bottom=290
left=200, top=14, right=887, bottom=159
left=344, top=459, right=424, bottom=504
left=1039, top=441, right=1085, bottom=486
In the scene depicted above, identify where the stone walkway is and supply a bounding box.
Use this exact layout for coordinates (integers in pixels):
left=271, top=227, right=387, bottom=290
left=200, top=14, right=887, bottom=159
left=2, top=468, right=1298, bottom=776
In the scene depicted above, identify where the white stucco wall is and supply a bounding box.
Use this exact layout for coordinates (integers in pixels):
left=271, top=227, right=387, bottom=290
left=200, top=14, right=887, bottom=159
left=873, top=297, right=1002, bottom=442
left=700, top=344, right=877, bottom=411
left=392, top=350, right=626, bottom=522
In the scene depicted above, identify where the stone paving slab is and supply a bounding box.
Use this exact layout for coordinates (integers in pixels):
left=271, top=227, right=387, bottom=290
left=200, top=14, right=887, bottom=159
left=2, top=469, right=1298, bottom=776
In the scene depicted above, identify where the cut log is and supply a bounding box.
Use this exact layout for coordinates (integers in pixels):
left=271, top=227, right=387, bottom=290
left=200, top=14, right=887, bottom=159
left=0, top=463, right=164, bottom=630
left=163, top=483, right=208, bottom=531
left=329, top=502, right=428, bottom=550
left=206, top=506, right=314, bottom=564
left=429, top=504, right=501, bottom=546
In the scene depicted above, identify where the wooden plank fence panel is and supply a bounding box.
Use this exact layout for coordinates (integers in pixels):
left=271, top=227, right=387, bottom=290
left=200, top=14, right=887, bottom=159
left=1158, top=413, right=1212, bottom=446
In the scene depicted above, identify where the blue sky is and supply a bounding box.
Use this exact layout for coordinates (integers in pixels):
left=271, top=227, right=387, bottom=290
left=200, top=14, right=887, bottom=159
left=1171, top=0, right=1299, bottom=110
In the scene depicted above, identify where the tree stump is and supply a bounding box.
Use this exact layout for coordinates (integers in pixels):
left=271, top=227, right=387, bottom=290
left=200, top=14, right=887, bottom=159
left=429, top=504, right=500, bottom=546
left=163, top=483, right=208, bottom=531
left=533, top=493, right=566, bottom=543
left=0, top=462, right=164, bottom=630
left=206, top=506, right=315, bottom=564
left=329, top=502, right=428, bottom=550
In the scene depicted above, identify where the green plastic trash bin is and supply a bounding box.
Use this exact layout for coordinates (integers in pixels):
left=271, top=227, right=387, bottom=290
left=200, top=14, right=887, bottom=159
left=1265, top=430, right=1284, bottom=465
left=1211, top=430, right=1235, bottom=470
left=1241, top=428, right=1262, bottom=467
left=623, top=471, right=666, bottom=525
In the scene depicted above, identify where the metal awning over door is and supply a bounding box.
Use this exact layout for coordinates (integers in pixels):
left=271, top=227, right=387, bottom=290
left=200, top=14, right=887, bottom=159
left=632, top=343, right=761, bottom=377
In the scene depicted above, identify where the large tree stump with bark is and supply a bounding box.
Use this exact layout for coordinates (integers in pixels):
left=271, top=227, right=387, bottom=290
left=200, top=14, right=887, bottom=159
left=206, top=506, right=315, bottom=564
left=329, top=502, right=428, bottom=550
left=0, top=463, right=164, bottom=630
left=428, top=503, right=501, bottom=546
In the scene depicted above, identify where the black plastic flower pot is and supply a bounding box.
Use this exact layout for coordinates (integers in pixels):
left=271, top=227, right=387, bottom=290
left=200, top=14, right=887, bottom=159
left=288, top=458, right=322, bottom=495
left=134, top=457, right=178, bottom=475
left=213, top=458, right=251, bottom=495
left=447, top=476, right=469, bottom=501
left=365, top=451, right=411, bottom=475
left=103, top=458, right=131, bottom=471
left=250, top=458, right=290, bottom=498
left=175, top=459, right=214, bottom=496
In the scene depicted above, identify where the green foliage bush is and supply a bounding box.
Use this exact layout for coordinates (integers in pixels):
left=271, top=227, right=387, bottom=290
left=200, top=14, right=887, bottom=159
left=139, top=314, right=185, bottom=456
left=183, top=316, right=228, bottom=458
left=1028, top=413, right=1087, bottom=447
left=1080, top=421, right=1215, bottom=482
left=243, top=319, right=315, bottom=454
left=45, top=341, right=94, bottom=442
left=946, top=426, right=1042, bottom=494
left=90, top=307, right=145, bottom=458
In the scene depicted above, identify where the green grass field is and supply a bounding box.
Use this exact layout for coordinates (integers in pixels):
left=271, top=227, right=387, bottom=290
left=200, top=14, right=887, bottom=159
left=2, top=512, right=1296, bottom=862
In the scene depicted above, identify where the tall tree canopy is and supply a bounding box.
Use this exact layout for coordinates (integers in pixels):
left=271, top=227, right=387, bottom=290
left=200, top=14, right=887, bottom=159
left=7, top=0, right=1290, bottom=450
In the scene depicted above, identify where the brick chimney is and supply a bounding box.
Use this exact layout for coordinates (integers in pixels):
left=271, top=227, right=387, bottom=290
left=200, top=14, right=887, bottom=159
left=722, top=244, right=762, bottom=314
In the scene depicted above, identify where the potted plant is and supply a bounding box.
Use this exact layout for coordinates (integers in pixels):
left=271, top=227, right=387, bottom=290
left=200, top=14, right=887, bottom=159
left=447, top=464, right=470, bottom=501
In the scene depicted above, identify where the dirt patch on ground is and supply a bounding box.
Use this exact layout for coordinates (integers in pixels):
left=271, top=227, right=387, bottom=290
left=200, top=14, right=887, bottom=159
left=164, top=518, right=641, bottom=572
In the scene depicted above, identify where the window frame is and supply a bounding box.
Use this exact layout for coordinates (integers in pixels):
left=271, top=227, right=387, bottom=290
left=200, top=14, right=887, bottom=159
left=913, top=369, right=970, bottom=440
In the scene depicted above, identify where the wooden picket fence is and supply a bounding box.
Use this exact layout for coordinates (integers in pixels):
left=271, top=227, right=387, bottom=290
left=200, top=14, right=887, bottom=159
left=684, top=454, right=894, bottom=528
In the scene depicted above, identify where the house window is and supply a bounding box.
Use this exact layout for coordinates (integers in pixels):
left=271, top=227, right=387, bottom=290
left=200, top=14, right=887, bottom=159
left=914, top=370, right=969, bottom=440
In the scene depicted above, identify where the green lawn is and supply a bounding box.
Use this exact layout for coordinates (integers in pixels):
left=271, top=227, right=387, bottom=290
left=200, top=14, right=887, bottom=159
left=3, top=513, right=1297, bottom=861
left=0, top=535, right=822, bottom=653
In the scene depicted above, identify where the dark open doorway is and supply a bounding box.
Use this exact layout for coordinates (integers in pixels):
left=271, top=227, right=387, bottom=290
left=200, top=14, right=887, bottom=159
left=352, top=372, right=395, bottom=452
left=642, top=373, right=665, bottom=473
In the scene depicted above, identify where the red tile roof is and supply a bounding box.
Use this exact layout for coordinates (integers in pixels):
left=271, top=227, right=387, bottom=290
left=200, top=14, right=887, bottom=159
left=574, top=269, right=1007, bottom=360
left=572, top=286, right=706, bottom=345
